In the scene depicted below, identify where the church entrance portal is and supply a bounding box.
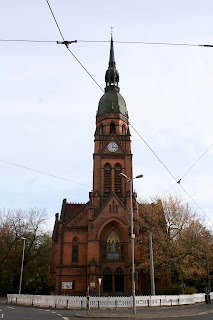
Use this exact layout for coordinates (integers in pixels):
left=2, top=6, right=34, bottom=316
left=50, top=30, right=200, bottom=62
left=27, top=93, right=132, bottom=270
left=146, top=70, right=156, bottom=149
left=103, top=267, right=124, bottom=293
left=115, top=268, right=124, bottom=292
left=103, top=268, right=112, bottom=292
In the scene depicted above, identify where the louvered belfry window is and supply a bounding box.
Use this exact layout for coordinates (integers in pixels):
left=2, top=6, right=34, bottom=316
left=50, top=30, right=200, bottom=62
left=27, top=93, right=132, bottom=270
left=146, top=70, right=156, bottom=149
left=115, top=164, right=122, bottom=193
left=104, top=164, right=111, bottom=193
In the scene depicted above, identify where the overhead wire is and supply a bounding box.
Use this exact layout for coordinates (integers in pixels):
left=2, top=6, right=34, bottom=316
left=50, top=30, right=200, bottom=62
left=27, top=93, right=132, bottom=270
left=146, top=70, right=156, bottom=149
left=78, top=40, right=213, bottom=48
left=0, top=159, right=91, bottom=188
left=1, top=38, right=213, bottom=48
left=179, top=184, right=213, bottom=225
left=45, top=0, right=65, bottom=41
left=0, top=39, right=56, bottom=43
left=162, top=143, right=213, bottom=197
left=5, top=0, right=208, bottom=222
left=129, top=123, right=178, bottom=183
left=45, top=0, right=104, bottom=93
left=181, top=143, right=213, bottom=180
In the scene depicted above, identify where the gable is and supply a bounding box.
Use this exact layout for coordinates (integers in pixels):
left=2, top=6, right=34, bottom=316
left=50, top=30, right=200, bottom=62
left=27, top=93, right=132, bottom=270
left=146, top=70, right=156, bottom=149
left=65, top=202, right=90, bottom=229
left=93, top=193, right=129, bottom=226
left=101, top=133, right=126, bottom=154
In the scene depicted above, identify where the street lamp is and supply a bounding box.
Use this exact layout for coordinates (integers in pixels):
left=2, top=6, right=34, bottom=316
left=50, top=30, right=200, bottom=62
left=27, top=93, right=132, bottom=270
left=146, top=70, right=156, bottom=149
left=119, top=172, right=143, bottom=314
left=19, top=237, right=26, bottom=295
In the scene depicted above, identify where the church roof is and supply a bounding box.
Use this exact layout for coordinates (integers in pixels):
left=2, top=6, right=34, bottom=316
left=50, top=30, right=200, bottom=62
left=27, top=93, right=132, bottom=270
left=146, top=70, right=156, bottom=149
left=97, top=89, right=127, bottom=116
left=97, top=35, right=127, bottom=117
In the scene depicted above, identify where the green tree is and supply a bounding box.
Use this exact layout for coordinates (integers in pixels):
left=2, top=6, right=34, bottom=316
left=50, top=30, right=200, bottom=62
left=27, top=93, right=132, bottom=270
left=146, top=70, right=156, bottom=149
left=0, top=208, right=52, bottom=295
left=137, top=195, right=213, bottom=291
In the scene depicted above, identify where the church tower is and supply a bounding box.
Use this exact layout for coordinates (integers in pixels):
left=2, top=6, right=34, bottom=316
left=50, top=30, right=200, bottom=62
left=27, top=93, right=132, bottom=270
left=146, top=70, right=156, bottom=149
left=91, top=35, right=133, bottom=210
left=50, top=36, right=143, bottom=295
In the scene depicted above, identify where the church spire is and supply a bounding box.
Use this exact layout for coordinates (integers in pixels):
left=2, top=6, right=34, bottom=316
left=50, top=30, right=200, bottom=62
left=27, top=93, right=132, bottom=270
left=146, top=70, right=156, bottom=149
left=109, top=34, right=115, bottom=68
left=105, top=34, right=119, bottom=91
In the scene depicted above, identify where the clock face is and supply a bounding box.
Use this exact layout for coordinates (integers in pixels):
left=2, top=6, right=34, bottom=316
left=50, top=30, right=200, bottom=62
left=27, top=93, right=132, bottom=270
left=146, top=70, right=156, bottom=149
left=107, top=142, right=118, bottom=152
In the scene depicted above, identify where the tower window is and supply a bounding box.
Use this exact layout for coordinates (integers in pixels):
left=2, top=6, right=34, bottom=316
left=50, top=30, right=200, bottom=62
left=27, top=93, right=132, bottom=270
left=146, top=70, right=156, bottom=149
left=122, top=125, right=126, bottom=135
left=110, top=123, right=116, bottom=134
left=104, top=164, right=111, bottom=193
left=100, top=124, right=103, bottom=135
left=114, top=164, right=122, bottom=193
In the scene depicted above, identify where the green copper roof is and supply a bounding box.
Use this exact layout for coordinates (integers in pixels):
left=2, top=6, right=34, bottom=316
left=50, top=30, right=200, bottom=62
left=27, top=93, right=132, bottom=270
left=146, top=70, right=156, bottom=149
left=97, top=88, right=127, bottom=116
left=97, top=36, right=127, bottom=116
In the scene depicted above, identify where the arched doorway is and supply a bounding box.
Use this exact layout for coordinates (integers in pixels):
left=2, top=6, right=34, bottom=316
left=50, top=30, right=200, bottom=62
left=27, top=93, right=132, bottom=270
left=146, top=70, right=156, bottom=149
left=115, top=268, right=124, bottom=292
left=103, top=268, right=112, bottom=292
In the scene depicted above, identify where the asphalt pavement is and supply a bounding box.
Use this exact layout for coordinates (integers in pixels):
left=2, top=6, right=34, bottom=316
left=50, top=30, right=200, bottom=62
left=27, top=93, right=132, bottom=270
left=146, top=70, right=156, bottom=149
left=75, top=303, right=213, bottom=319
left=1, top=297, right=213, bottom=320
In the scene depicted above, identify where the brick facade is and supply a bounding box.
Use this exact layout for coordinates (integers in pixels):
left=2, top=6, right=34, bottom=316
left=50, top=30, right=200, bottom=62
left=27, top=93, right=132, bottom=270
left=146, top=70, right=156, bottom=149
left=50, top=37, right=166, bottom=295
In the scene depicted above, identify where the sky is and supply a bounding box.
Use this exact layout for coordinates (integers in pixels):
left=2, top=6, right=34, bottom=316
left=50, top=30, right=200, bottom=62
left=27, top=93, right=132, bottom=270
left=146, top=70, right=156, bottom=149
left=1, top=0, right=213, bottom=231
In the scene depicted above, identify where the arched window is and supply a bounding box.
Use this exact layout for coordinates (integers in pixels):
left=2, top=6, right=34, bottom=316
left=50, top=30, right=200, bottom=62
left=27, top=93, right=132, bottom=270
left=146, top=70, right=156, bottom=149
left=114, top=164, right=122, bottom=193
left=106, top=231, right=120, bottom=260
left=72, top=237, right=79, bottom=262
left=104, top=164, right=111, bottom=193
left=122, top=125, right=126, bottom=135
left=110, top=123, right=116, bottom=134
left=100, top=124, right=103, bottom=135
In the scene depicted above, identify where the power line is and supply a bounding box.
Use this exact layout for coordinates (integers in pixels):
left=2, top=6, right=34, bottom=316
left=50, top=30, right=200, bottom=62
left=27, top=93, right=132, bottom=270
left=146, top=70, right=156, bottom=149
left=1, top=38, right=213, bottom=48
left=44, top=0, right=212, bottom=223
left=0, top=39, right=56, bottom=43
left=179, top=184, right=213, bottom=225
left=0, top=159, right=91, bottom=188
left=45, top=0, right=65, bottom=41
left=129, top=123, right=177, bottom=183
left=78, top=40, right=213, bottom=48
left=181, top=143, right=213, bottom=180
left=162, top=143, right=213, bottom=197
left=45, top=0, right=104, bottom=92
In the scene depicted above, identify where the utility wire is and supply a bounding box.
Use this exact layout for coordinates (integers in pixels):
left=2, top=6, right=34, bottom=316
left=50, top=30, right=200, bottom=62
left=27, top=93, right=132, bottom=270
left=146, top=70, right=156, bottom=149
left=45, top=0, right=65, bottom=41
left=78, top=40, right=213, bottom=48
left=179, top=184, right=213, bottom=225
left=0, top=159, right=91, bottom=188
left=161, top=183, right=177, bottom=197
left=0, top=39, right=56, bottom=43
left=181, top=143, right=213, bottom=180
left=162, top=143, right=213, bottom=197
left=45, top=0, right=104, bottom=92
left=65, top=45, right=104, bottom=92
left=129, top=123, right=178, bottom=183
left=1, top=38, right=213, bottom=48
left=45, top=0, right=212, bottom=222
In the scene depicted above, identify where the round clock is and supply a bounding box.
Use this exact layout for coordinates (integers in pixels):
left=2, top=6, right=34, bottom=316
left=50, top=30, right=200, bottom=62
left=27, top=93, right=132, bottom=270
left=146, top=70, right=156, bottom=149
left=107, top=142, right=118, bottom=152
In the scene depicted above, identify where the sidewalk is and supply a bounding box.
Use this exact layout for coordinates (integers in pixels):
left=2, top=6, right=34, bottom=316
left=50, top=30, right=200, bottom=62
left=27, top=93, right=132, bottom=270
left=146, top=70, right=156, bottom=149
left=75, top=303, right=213, bottom=318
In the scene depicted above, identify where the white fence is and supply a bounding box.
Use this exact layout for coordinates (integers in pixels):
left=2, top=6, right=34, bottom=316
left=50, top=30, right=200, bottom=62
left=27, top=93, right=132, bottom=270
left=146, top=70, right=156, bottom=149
left=7, top=292, right=212, bottom=309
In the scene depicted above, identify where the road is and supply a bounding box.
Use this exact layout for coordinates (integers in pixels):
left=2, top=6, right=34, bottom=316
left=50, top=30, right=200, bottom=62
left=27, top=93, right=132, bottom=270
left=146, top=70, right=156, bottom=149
left=0, top=299, right=212, bottom=319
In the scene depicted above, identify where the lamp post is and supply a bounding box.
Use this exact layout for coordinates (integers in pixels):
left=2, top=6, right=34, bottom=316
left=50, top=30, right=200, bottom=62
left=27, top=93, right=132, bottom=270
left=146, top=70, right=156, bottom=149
left=19, top=237, right=26, bottom=295
left=119, top=172, right=143, bottom=314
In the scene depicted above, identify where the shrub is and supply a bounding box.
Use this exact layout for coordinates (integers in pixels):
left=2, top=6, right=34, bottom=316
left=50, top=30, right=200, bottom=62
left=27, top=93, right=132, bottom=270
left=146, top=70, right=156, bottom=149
left=185, top=286, right=198, bottom=294
left=159, top=284, right=182, bottom=295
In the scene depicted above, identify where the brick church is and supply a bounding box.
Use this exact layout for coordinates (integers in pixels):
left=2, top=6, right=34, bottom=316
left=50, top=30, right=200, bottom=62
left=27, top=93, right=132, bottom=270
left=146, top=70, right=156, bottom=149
left=50, top=37, right=162, bottom=295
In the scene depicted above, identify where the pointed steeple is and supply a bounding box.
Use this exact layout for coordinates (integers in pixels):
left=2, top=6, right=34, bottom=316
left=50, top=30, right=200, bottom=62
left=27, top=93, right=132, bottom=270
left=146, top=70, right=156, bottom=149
left=109, top=35, right=115, bottom=68
left=105, top=35, right=119, bottom=91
